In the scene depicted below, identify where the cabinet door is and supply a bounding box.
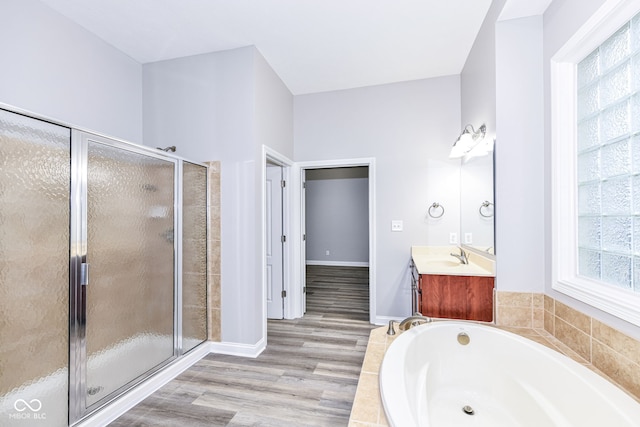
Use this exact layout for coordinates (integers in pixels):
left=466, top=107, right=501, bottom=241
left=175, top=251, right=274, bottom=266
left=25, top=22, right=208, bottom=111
left=421, top=275, right=493, bottom=322
left=466, top=276, right=494, bottom=321
left=410, top=261, right=422, bottom=314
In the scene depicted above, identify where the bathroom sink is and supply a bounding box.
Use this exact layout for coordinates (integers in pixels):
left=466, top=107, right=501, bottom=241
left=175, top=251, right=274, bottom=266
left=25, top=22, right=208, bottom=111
left=427, top=259, right=463, bottom=268
left=420, top=257, right=493, bottom=276
left=411, top=246, right=496, bottom=276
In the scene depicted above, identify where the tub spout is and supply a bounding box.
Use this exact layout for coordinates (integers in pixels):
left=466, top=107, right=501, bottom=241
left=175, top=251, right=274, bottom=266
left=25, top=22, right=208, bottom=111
left=398, top=314, right=432, bottom=331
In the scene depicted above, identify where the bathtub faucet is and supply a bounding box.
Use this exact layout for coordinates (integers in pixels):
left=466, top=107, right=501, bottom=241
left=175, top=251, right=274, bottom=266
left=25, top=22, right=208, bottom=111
left=450, top=246, right=469, bottom=265
left=398, top=313, right=432, bottom=331
left=387, top=313, right=433, bottom=335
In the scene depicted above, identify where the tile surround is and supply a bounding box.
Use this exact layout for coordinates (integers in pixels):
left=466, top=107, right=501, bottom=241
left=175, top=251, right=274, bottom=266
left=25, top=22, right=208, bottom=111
left=495, top=291, right=640, bottom=402
left=495, top=291, right=544, bottom=329
left=542, top=295, right=640, bottom=401
left=349, top=310, right=640, bottom=425
left=206, top=161, right=221, bottom=342
left=349, top=326, right=391, bottom=426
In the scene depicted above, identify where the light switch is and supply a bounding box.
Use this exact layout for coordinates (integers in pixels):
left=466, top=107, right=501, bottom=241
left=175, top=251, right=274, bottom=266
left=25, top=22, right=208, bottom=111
left=391, top=220, right=403, bottom=232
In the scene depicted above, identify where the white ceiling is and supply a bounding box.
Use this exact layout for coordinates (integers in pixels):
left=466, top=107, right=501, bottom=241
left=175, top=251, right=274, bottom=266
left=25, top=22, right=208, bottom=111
left=36, top=0, right=551, bottom=95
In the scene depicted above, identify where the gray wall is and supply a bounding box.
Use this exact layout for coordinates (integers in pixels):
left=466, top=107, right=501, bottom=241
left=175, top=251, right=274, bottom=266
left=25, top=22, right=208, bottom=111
left=0, top=0, right=143, bottom=143
left=461, top=1, right=546, bottom=294
left=460, top=0, right=506, bottom=138
left=495, top=16, right=545, bottom=293
left=143, top=46, right=294, bottom=345
left=294, top=76, right=462, bottom=318
left=305, top=167, right=369, bottom=265
left=255, top=50, right=294, bottom=159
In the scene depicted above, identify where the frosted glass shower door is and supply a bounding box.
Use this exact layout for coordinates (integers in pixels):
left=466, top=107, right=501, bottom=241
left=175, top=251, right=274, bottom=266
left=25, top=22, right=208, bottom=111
left=0, top=109, right=70, bottom=427
left=81, top=134, right=176, bottom=409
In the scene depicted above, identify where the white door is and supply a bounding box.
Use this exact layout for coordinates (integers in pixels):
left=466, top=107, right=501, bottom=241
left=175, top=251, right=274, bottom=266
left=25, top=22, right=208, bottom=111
left=266, top=163, right=284, bottom=319
left=301, top=168, right=307, bottom=313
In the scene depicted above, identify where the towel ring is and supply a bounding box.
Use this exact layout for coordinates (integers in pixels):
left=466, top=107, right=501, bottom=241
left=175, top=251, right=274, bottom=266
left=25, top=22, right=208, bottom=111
left=428, top=202, right=444, bottom=218
left=479, top=201, right=494, bottom=218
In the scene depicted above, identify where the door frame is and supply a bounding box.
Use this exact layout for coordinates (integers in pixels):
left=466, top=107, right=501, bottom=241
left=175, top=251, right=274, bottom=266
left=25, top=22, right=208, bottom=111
left=261, top=152, right=377, bottom=327
left=261, top=147, right=294, bottom=337
left=295, top=158, right=377, bottom=324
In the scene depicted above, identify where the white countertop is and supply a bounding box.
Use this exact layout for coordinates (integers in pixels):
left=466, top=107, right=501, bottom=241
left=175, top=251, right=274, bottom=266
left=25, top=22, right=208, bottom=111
left=411, top=246, right=495, bottom=277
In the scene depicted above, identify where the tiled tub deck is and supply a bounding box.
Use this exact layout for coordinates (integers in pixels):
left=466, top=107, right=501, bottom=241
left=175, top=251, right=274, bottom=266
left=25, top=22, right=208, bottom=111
left=348, top=318, right=640, bottom=427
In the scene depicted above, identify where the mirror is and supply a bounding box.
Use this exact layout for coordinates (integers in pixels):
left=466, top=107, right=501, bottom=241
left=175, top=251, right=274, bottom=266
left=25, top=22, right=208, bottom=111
left=460, top=144, right=495, bottom=255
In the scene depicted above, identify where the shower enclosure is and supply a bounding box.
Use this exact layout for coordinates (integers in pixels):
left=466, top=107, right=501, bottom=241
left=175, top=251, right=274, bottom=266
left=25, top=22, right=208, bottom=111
left=0, top=107, right=208, bottom=426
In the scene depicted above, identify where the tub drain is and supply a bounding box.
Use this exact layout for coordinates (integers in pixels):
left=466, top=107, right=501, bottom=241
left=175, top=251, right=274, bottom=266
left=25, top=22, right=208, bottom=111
left=462, top=405, right=475, bottom=415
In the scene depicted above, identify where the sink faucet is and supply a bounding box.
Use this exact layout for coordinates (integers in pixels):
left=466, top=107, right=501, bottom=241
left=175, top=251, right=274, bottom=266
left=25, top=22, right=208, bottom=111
left=450, top=246, right=469, bottom=264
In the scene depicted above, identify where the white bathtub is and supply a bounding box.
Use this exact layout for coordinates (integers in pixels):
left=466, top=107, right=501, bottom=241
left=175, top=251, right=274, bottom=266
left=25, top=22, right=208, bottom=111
left=379, top=321, right=640, bottom=427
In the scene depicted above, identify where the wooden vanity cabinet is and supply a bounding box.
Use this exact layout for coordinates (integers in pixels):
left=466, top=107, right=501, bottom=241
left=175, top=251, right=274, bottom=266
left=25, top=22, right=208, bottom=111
left=410, top=261, right=494, bottom=322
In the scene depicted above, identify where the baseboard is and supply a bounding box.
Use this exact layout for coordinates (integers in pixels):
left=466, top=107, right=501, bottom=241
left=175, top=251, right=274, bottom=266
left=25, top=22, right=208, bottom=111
left=305, top=260, right=369, bottom=267
left=209, top=337, right=266, bottom=358
left=75, top=341, right=212, bottom=427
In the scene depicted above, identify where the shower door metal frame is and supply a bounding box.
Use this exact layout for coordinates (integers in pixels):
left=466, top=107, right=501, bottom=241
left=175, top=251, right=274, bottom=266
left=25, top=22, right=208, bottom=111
left=175, top=160, right=184, bottom=356
left=68, top=130, right=181, bottom=425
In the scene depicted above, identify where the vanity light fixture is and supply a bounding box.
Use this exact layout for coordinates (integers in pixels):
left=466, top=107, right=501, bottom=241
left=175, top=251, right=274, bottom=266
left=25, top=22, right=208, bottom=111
left=449, top=124, right=487, bottom=159
left=463, top=136, right=494, bottom=162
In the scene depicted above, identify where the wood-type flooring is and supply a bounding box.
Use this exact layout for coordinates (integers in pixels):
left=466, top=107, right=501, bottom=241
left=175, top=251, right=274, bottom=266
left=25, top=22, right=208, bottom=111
left=109, top=265, right=372, bottom=426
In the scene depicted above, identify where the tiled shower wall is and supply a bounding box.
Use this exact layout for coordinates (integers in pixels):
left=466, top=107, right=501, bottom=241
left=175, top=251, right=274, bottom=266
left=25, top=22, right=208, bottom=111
left=206, top=161, right=221, bottom=341
left=495, top=291, right=640, bottom=401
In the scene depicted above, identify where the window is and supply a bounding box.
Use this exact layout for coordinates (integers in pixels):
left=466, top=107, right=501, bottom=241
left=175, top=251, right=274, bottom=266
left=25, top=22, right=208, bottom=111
left=577, top=16, right=640, bottom=288
left=552, top=1, right=640, bottom=326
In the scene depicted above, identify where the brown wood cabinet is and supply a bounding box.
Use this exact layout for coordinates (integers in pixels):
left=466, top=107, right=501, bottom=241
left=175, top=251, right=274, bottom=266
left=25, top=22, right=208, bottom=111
left=411, top=261, right=494, bottom=322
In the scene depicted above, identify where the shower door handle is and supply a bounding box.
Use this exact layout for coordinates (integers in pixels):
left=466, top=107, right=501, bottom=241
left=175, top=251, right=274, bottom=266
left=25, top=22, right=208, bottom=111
left=81, top=263, right=89, bottom=286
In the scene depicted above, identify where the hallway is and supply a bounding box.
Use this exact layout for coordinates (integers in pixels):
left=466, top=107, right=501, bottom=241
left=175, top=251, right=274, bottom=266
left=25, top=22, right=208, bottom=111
left=110, top=266, right=372, bottom=426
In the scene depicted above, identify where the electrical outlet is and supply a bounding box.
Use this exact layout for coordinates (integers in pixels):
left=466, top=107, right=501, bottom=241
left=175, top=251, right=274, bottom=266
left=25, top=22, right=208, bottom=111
left=391, top=220, right=403, bottom=232
left=325, top=250, right=330, bottom=256
left=464, top=233, right=473, bottom=244
left=449, top=232, right=458, bottom=244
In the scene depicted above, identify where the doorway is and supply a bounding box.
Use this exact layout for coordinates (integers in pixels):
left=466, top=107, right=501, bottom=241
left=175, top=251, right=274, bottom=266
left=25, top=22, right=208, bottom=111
left=298, top=158, right=376, bottom=324
left=261, top=154, right=376, bottom=328
left=303, top=166, right=369, bottom=320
